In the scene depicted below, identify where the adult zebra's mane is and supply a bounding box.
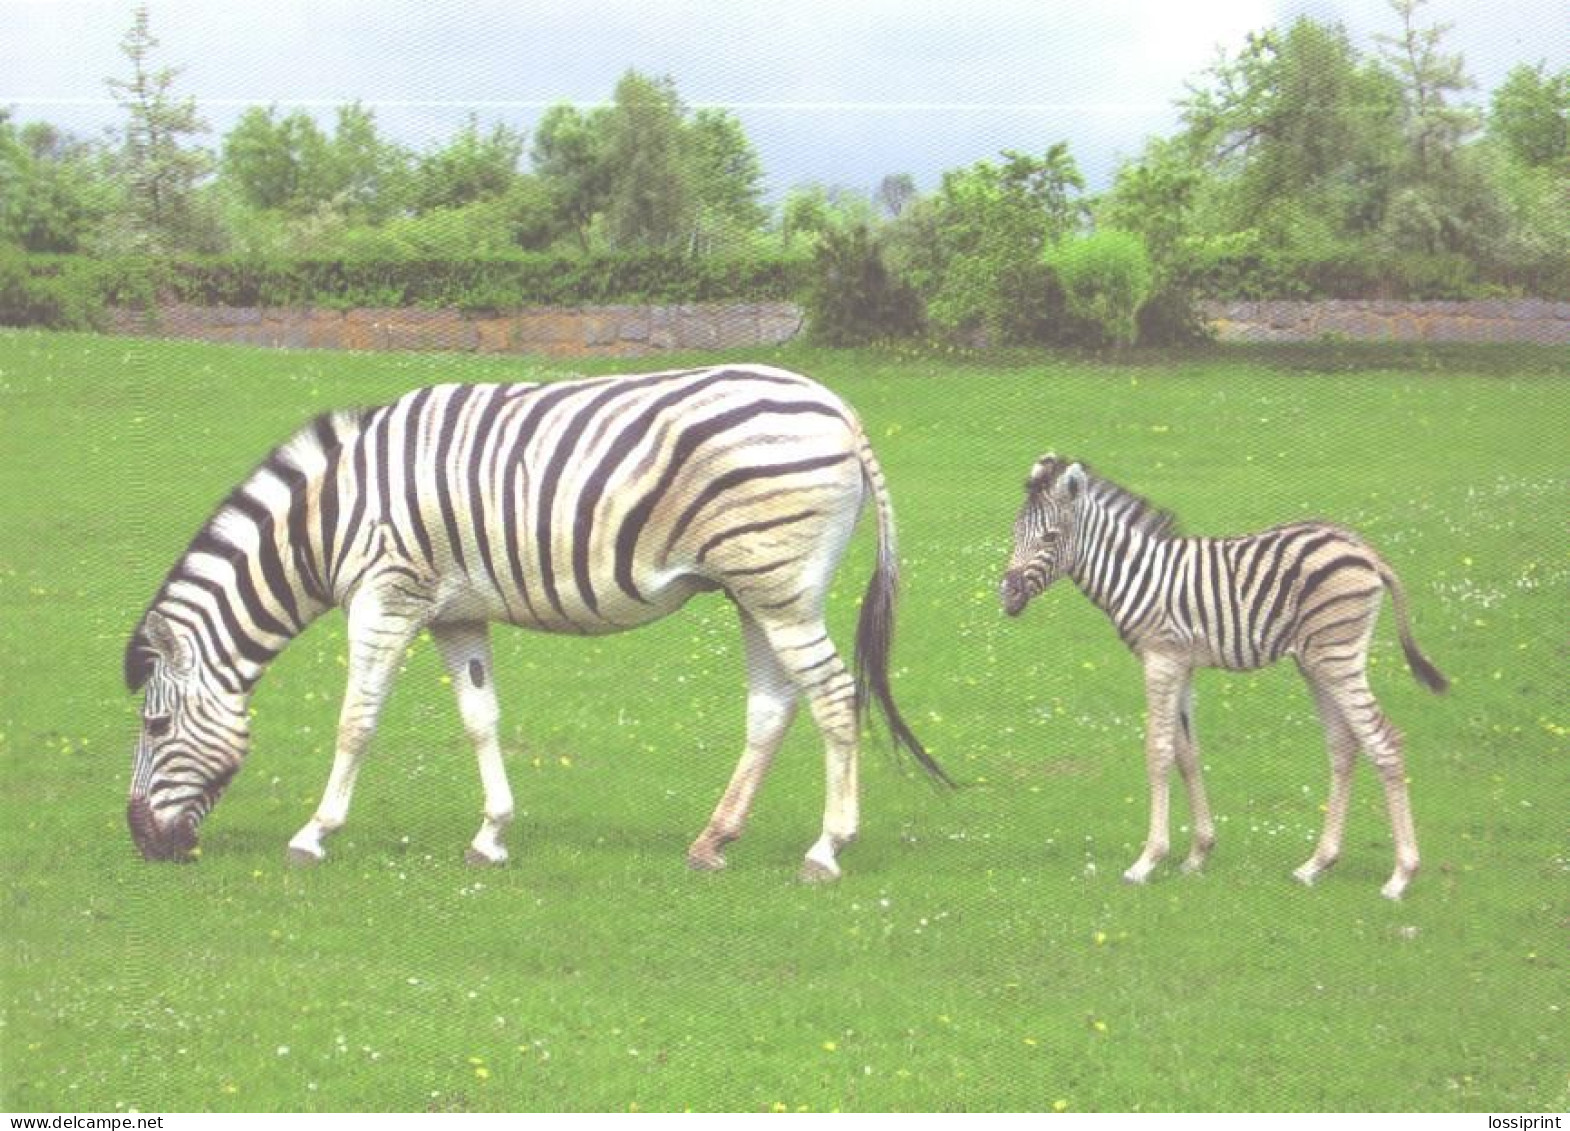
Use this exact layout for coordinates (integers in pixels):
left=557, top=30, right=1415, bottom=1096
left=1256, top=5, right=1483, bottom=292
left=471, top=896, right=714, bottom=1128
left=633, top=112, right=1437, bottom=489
left=1030, top=456, right=1179, bottom=541
left=124, top=406, right=369, bottom=691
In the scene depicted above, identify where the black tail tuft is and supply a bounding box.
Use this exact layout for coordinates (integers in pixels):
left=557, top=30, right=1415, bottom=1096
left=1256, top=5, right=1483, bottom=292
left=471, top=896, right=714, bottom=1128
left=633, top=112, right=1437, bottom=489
left=854, top=544, right=954, bottom=788
left=1402, top=636, right=1450, bottom=695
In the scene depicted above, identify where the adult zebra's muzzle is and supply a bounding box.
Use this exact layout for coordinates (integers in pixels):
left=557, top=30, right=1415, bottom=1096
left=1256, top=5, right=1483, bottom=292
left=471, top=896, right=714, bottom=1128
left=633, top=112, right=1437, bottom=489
left=127, top=794, right=200, bottom=862
left=1000, top=570, right=1031, bottom=617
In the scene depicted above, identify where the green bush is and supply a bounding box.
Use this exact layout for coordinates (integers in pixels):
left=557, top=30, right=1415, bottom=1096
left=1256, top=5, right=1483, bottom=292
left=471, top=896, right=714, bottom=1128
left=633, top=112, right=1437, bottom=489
left=802, top=225, right=922, bottom=346
left=1044, top=230, right=1154, bottom=346
left=0, top=251, right=812, bottom=325
left=0, top=249, right=106, bottom=329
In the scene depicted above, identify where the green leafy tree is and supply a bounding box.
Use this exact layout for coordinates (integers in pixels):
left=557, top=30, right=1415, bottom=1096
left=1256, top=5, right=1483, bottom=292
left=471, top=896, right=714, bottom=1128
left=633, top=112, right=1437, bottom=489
left=0, top=115, right=116, bottom=252
left=1179, top=19, right=1403, bottom=253
left=1375, top=0, right=1479, bottom=180
left=1489, top=62, right=1569, bottom=167
left=325, top=103, right=412, bottom=222
left=531, top=102, right=612, bottom=252
left=779, top=184, right=877, bottom=250
left=104, top=4, right=212, bottom=250
left=221, top=106, right=334, bottom=213
left=410, top=116, right=524, bottom=214
left=684, top=107, right=766, bottom=254
left=886, top=145, right=1086, bottom=343
left=602, top=71, right=691, bottom=249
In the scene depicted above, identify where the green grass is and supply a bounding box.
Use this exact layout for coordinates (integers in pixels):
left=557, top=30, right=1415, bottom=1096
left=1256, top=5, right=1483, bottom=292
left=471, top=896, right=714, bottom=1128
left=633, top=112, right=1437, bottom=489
left=2, top=331, right=1566, bottom=1112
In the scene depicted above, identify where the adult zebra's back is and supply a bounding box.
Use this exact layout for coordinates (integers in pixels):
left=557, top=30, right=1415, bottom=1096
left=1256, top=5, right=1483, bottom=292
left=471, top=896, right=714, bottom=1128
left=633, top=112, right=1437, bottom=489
left=124, top=364, right=947, bottom=880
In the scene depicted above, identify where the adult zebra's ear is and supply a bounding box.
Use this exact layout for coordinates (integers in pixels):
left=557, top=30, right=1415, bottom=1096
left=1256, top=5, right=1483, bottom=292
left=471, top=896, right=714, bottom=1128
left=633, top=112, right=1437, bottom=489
left=124, top=610, right=194, bottom=691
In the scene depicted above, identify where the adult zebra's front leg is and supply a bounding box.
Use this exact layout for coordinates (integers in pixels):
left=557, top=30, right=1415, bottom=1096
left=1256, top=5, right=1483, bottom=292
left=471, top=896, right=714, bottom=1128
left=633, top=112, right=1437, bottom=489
left=430, top=621, right=515, bottom=866
left=687, top=608, right=799, bottom=872
left=287, top=587, right=425, bottom=865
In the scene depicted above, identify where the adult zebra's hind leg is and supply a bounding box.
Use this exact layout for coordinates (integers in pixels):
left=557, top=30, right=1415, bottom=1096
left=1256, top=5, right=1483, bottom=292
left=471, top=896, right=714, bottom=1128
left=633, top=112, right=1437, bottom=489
left=687, top=609, right=800, bottom=872
left=430, top=622, right=514, bottom=866
left=750, top=614, right=860, bottom=883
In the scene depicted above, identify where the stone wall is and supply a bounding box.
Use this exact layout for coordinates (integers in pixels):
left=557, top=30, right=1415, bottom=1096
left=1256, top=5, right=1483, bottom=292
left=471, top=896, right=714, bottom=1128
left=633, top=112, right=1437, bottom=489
left=106, top=301, right=805, bottom=357
left=103, top=299, right=1570, bottom=354
left=1202, top=299, right=1570, bottom=344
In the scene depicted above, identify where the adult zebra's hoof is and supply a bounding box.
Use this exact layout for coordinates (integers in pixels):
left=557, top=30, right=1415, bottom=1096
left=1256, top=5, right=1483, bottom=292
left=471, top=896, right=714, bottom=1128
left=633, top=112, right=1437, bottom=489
left=798, top=857, right=841, bottom=884
left=286, top=843, right=325, bottom=867
left=464, top=845, right=509, bottom=867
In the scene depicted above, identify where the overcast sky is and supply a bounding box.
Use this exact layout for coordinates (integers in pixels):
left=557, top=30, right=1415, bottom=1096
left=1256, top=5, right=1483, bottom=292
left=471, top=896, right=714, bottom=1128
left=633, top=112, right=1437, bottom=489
left=3, top=0, right=1566, bottom=198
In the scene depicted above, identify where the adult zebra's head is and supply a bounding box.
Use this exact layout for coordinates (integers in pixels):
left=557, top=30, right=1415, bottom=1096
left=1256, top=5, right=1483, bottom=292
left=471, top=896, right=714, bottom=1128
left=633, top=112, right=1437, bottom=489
left=124, top=610, right=250, bottom=862
left=1000, top=455, right=1087, bottom=617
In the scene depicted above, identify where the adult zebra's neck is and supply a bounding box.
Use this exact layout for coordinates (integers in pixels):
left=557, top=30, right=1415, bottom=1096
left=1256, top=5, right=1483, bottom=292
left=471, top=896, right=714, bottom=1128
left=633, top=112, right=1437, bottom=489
left=127, top=409, right=364, bottom=695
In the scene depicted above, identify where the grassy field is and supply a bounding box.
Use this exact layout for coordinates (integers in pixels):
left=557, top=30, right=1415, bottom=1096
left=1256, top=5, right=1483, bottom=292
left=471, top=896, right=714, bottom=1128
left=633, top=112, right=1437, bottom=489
left=1, top=331, right=1566, bottom=1113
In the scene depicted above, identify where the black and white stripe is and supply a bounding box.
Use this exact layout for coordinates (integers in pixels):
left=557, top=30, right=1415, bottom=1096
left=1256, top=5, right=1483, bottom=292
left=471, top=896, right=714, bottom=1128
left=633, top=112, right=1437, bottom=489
left=126, top=364, right=946, bottom=877
left=1001, top=455, right=1446, bottom=899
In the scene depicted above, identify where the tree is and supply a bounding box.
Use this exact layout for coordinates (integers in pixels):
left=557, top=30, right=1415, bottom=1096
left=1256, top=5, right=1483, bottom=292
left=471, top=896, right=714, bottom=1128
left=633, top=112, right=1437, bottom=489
left=410, top=116, right=524, bottom=214
left=884, top=146, right=1086, bottom=343
left=684, top=107, right=766, bottom=253
left=326, top=102, right=412, bottom=222
left=779, top=183, right=877, bottom=249
left=1373, top=0, right=1501, bottom=263
left=874, top=173, right=917, bottom=219
left=1375, top=0, right=1478, bottom=180
left=104, top=4, right=211, bottom=250
left=531, top=102, right=612, bottom=252
left=1490, top=62, right=1570, bottom=167
left=602, top=71, right=691, bottom=249
left=1178, top=19, right=1403, bottom=248
left=221, top=106, right=333, bottom=213
left=0, top=114, right=115, bottom=252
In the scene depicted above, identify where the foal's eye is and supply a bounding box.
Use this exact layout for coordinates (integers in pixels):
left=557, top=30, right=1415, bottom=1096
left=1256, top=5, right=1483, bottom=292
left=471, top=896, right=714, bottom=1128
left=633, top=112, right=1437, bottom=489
left=144, top=714, right=172, bottom=739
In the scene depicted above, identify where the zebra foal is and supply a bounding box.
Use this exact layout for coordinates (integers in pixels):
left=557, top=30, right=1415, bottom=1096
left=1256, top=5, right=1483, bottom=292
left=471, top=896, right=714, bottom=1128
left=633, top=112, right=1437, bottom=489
left=124, top=364, right=947, bottom=881
left=1000, top=456, right=1447, bottom=899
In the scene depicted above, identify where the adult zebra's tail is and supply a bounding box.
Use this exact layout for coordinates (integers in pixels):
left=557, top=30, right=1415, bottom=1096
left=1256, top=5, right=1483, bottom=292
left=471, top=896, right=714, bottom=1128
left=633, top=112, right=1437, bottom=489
left=851, top=434, right=954, bottom=787
left=1375, top=554, right=1450, bottom=695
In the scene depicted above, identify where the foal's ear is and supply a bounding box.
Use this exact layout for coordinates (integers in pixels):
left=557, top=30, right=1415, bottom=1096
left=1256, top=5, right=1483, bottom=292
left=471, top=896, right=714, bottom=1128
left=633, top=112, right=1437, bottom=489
left=1061, top=462, right=1087, bottom=498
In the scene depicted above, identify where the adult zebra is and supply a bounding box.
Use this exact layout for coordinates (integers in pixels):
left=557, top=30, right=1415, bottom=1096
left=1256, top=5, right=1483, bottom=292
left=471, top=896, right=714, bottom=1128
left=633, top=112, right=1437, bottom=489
left=125, top=364, right=948, bottom=880
left=1000, top=456, right=1447, bottom=900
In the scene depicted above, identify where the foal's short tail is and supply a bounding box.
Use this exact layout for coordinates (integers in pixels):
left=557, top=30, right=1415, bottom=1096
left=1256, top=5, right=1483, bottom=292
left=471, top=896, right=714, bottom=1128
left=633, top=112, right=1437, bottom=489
left=852, top=435, right=954, bottom=787
left=1376, top=557, right=1450, bottom=695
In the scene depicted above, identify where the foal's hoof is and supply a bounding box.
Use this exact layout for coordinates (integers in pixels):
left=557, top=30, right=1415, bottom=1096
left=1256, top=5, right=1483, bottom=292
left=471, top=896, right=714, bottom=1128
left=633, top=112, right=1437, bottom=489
left=686, top=847, right=728, bottom=873
left=464, top=845, right=509, bottom=867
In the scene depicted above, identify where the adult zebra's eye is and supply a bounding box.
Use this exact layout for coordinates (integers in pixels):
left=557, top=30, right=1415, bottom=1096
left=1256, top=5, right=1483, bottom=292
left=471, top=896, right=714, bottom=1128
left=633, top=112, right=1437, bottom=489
left=145, top=714, right=172, bottom=739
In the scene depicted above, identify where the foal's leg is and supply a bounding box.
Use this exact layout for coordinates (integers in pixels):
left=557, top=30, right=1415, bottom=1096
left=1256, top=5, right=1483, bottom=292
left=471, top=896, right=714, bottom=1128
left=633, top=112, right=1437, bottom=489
left=430, top=621, right=515, bottom=866
left=687, top=608, right=800, bottom=872
left=1292, top=679, right=1358, bottom=888
left=1345, top=675, right=1420, bottom=900
left=1173, top=678, right=1217, bottom=874
left=1125, top=654, right=1189, bottom=884
left=288, top=592, right=423, bottom=864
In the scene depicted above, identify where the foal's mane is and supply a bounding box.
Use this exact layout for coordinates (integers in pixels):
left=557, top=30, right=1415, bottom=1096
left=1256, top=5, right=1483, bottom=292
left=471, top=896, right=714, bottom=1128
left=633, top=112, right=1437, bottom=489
left=1030, top=456, right=1179, bottom=540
